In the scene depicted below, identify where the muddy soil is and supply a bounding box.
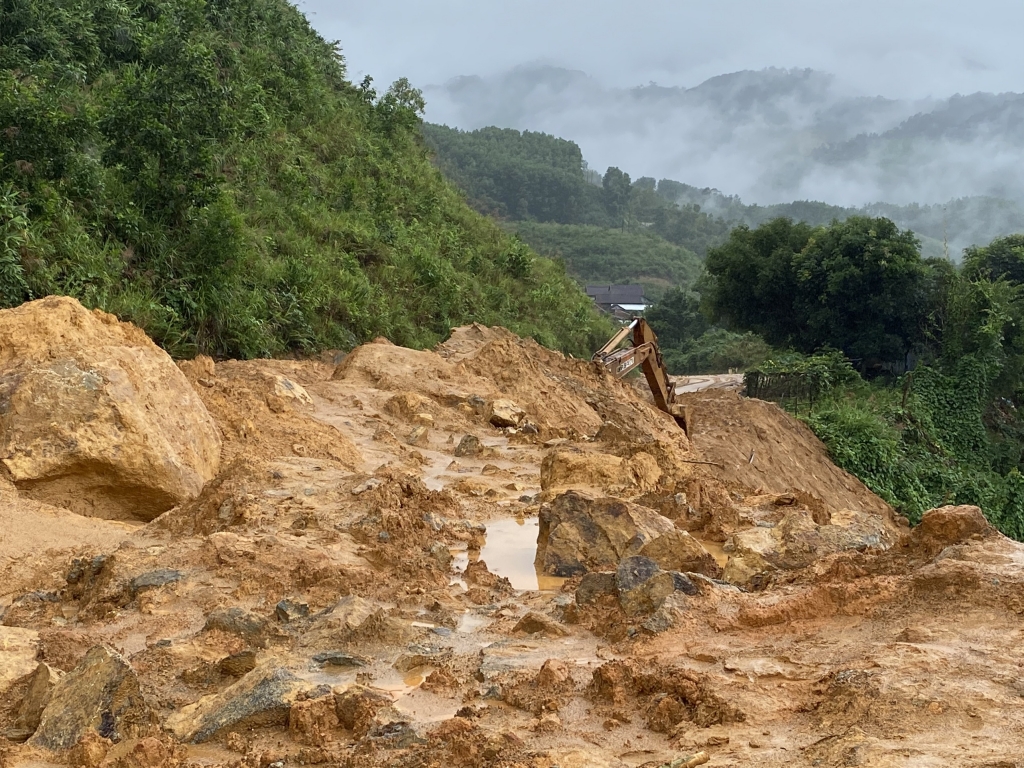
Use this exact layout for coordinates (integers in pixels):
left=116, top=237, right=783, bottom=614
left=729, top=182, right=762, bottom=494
left=2, top=323, right=1024, bottom=768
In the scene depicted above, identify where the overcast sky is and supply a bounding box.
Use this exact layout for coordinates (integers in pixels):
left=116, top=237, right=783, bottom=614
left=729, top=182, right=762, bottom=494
left=303, top=0, right=1024, bottom=98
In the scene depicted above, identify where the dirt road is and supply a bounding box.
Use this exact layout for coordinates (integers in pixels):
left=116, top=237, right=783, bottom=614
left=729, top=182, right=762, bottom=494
left=674, top=373, right=745, bottom=394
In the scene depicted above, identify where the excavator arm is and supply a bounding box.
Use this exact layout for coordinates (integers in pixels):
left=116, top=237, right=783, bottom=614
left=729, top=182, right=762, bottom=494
left=593, top=318, right=690, bottom=432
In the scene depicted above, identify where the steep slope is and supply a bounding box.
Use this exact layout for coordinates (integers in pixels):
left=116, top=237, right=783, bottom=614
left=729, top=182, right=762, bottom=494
left=0, top=0, right=609, bottom=358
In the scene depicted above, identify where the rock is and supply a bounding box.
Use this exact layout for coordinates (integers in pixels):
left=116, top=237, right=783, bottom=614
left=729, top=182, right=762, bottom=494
left=166, top=667, right=304, bottom=743
left=513, top=611, right=570, bottom=637
left=489, top=399, right=526, bottom=428
left=575, top=572, right=618, bottom=605
left=323, top=596, right=377, bottom=635
left=407, top=425, right=429, bottom=446
left=454, top=434, right=483, bottom=458
left=724, top=508, right=897, bottom=587
left=616, top=556, right=680, bottom=616
left=540, top=451, right=631, bottom=493
left=312, top=651, right=369, bottom=668
left=217, top=651, right=258, bottom=677
left=129, top=569, right=183, bottom=595
left=30, top=645, right=152, bottom=750
left=14, top=662, right=61, bottom=734
left=535, top=491, right=677, bottom=577
left=536, top=659, right=571, bottom=687
left=0, top=627, right=40, bottom=695
left=912, top=505, right=994, bottom=555
left=270, top=375, right=313, bottom=406
left=639, top=529, right=723, bottom=578
left=0, top=296, right=221, bottom=521
left=334, top=685, right=395, bottom=737
left=427, top=541, right=453, bottom=566
left=366, top=720, right=425, bottom=749
left=275, top=599, right=310, bottom=623
left=384, top=392, right=434, bottom=420
left=204, top=607, right=266, bottom=642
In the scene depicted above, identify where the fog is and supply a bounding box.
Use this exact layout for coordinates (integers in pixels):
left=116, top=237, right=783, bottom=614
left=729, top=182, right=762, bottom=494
left=301, top=0, right=1024, bottom=207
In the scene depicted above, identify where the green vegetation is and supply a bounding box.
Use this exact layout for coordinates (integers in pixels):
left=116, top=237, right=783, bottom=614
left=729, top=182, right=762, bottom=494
left=664, top=221, right=1024, bottom=538
left=422, top=125, right=726, bottom=293
left=0, top=0, right=611, bottom=358
left=508, top=222, right=700, bottom=301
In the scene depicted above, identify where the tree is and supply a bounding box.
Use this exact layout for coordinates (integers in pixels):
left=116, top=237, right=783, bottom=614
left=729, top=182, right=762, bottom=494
left=963, top=234, right=1024, bottom=284
left=791, top=216, right=927, bottom=364
left=602, top=166, right=631, bottom=229
left=701, top=217, right=813, bottom=346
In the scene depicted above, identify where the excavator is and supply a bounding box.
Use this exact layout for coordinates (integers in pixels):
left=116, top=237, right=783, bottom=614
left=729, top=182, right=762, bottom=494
left=593, top=317, right=691, bottom=433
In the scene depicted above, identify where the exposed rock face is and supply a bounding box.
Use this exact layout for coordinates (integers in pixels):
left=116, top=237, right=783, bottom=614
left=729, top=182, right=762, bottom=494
left=536, top=491, right=717, bottom=577
left=615, top=556, right=697, bottom=616
left=910, top=505, right=994, bottom=557
left=166, top=667, right=304, bottom=743
left=30, top=645, right=152, bottom=750
left=0, top=627, right=39, bottom=696
left=0, top=296, right=221, bottom=521
left=723, top=508, right=898, bottom=587
left=15, top=663, right=62, bottom=734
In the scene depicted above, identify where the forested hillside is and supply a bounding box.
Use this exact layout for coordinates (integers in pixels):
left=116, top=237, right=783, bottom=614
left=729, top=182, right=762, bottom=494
left=0, top=0, right=610, bottom=358
left=422, top=124, right=725, bottom=295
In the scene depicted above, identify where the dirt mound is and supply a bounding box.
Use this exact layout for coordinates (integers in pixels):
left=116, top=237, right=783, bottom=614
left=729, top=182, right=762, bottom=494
left=0, top=296, right=221, bottom=521
left=679, top=389, right=894, bottom=519
left=178, top=357, right=361, bottom=469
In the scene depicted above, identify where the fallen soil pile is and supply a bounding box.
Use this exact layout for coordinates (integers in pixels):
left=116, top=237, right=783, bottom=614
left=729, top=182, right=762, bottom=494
left=2, top=299, right=1024, bottom=767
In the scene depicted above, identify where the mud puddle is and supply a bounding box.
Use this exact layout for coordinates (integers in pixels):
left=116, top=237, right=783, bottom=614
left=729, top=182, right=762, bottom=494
left=479, top=517, right=565, bottom=591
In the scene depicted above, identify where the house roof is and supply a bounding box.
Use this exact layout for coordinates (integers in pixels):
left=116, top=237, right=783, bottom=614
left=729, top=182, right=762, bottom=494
left=585, top=284, right=648, bottom=305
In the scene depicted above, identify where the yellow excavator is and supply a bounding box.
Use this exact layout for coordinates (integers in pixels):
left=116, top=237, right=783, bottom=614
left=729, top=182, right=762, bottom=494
left=592, top=317, right=690, bottom=433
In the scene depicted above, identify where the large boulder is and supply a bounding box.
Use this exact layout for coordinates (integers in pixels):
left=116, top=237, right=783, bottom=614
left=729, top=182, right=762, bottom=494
left=29, top=645, right=152, bottom=750
left=724, top=508, right=897, bottom=587
left=536, top=491, right=719, bottom=577
left=0, top=297, right=221, bottom=521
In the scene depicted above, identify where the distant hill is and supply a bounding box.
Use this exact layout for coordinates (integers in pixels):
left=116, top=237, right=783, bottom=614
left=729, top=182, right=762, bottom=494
left=425, top=65, right=1024, bottom=212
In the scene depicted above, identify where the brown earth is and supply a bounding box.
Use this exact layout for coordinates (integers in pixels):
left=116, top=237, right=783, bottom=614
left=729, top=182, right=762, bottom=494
left=1, top=311, right=1023, bottom=767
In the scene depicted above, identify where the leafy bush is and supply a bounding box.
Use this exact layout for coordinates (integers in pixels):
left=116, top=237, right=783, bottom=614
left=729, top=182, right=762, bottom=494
left=664, top=328, right=773, bottom=375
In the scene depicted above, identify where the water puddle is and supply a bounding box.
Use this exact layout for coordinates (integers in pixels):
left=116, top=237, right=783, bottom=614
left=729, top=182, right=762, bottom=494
left=692, top=536, right=730, bottom=569
left=371, top=666, right=433, bottom=698
left=479, top=517, right=565, bottom=591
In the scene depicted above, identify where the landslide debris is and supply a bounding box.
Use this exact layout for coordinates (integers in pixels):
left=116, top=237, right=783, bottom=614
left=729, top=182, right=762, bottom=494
left=0, top=297, right=221, bottom=521
left=2, top=316, right=1024, bottom=767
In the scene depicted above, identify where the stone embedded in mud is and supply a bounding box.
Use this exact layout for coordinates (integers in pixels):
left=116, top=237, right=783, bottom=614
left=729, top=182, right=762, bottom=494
left=454, top=434, right=483, bottom=457
left=638, top=529, right=724, bottom=579
left=535, top=491, right=679, bottom=577
left=217, top=650, right=258, bottom=677
left=30, top=645, right=152, bottom=751
left=575, top=572, right=618, bottom=605
left=312, top=651, right=369, bottom=668
left=323, top=595, right=377, bottom=635
left=334, top=685, right=396, bottom=737
left=0, top=626, right=40, bottom=695
left=513, top=611, right=570, bottom=637
left=204, top=607, right=266, bottom=643
left=489, top=399, right=527, bottom=428
left=275, top=599, right=310, bottom=623
left=14, top=662, right=62, bottom=735
left=0, top=296, right=221, bottom=521
left=616, top=556, right=680, bottom=616
left=166, top=667, right=304, bottom=743
left=129, top=569, right=182, bottom=596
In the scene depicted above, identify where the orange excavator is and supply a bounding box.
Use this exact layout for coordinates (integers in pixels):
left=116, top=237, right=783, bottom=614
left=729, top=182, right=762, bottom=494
left=593, top=317, right=690, bottom=433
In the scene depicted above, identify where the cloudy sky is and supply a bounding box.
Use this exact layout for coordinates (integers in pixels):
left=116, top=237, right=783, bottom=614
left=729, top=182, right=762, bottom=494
left=303, top=0, right=1024, bottom=98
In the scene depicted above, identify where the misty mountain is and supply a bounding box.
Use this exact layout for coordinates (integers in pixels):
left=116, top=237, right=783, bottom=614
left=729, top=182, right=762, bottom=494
left=424, top=65, right=1023, bottom=208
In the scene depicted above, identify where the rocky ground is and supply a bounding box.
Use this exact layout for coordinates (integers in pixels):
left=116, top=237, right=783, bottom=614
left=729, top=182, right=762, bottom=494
left=2, top=297, right=1024, bottom=768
